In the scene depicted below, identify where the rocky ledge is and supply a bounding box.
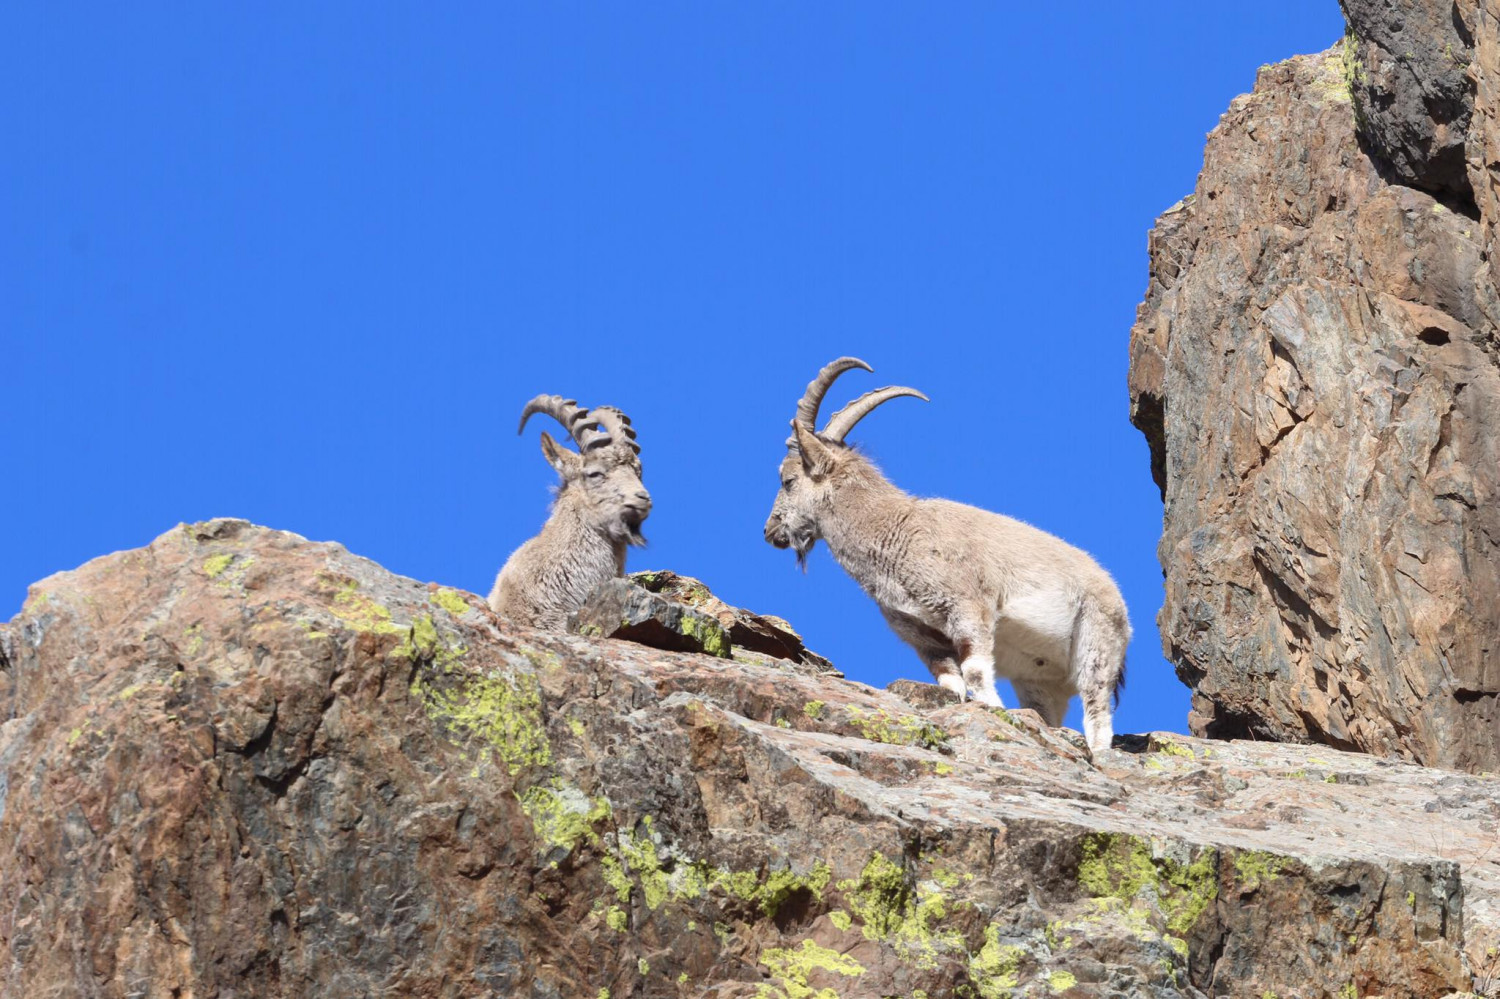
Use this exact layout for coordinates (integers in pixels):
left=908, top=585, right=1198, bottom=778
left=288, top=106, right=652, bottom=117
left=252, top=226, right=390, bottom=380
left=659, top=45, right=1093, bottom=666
left=2, top=521, right=1499, bottom=997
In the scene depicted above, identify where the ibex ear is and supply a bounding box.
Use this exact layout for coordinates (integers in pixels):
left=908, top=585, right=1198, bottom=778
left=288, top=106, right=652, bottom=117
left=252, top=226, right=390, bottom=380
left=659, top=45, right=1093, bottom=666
left=791, top=421, right=837, bottom=480
left=539, top=432, right=581, bottom=478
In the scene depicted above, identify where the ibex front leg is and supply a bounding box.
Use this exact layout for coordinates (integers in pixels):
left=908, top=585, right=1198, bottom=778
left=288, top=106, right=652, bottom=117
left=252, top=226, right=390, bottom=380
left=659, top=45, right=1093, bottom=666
left=952, top=619, right=1003, bottom=708
left=881, top=607, right=973, bottom=702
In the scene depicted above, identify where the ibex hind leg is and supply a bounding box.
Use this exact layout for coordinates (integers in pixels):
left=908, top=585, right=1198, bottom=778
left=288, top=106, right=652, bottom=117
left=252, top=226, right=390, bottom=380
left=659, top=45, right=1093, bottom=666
left=1075, top=606, right=1127, bottom=753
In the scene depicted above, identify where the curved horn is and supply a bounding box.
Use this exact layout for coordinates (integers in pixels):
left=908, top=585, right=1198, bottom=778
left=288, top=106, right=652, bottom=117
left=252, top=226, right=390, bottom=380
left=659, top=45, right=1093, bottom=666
left=795, top=357, right=873, bottom=432
left=517, top=395, right=602, bottom=450
left=821, top=386, right=929, bottom=443
left=588, top=406, right=640, bottom=456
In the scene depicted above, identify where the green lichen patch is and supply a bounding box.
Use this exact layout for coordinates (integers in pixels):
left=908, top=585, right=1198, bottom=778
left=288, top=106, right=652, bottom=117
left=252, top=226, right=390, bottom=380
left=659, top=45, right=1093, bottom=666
left=1332, top=29, right=1366, bottom=118
left=965, top=923, right=1024, bottom=999
left=605, top=905, right=628, bottom=931
left=728, top=862, right=833, bottom=918
left=299, top=619, right=331, bottom=641
left=430, top=587, right=472, bottom=618
left=517, top=779, right=611, bottom=854
left=1047, top=969, right=1077, bottom=993
left=518, top=646, right=563, bottom=671
left=1231, top=850, right=1290, bottom=892
left=203, top=554, right=234, bottom=579
left=837, top=852, right=964, bottom=970
left=394, top=614, right=466, bottom=670
left=202, top=553, right=255, bottom=589
left=846, top=706, right=950, bottom=752
left=681, top=612, right=731, bottom=658
left=993, top=707, right=1026, bottom=729
left=1077, top=834, right=1217, bottom=937
left=412, top=669, right=551, bottom=774
left=603, top=819, right=831, bottom=920
left=1151, top=738, right=1195, bottom=760
left=803, top=700, right=826, bottom=720
left=756, top=939, right=866, bottom=999
left=614, top=825, right=703, bottom=911
left=330, top=580, right=404, bottom=636
left=601, top=854, right=634, bottom=903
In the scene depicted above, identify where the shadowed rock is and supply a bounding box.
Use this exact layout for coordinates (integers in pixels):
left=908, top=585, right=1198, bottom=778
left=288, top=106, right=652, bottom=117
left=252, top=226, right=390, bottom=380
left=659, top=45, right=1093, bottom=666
left=568, top=576, right=732, bottom=658
left=629, top=570, right=839, bottom=674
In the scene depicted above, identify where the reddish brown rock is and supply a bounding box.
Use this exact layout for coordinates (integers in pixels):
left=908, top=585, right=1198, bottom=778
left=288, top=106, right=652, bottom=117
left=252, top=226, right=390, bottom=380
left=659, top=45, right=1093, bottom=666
left=1, top=521, right=1497, bottom=996
left=1130, top=10, right=1500, bottom=770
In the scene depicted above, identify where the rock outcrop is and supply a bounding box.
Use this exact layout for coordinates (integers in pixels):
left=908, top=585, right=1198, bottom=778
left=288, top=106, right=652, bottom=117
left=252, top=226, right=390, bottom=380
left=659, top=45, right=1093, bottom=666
left=3, top=521, right=1500, bottom=996
left=1129, top=0, right=1500, bottom=771
left=568, top=572, right=837, bottom=674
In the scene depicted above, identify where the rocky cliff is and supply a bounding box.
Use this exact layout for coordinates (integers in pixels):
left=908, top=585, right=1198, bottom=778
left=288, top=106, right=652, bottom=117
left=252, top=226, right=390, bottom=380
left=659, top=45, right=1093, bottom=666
left=3, top=520, right=1500, bottom=997
left=1129, top=0, right=1500, bottom=770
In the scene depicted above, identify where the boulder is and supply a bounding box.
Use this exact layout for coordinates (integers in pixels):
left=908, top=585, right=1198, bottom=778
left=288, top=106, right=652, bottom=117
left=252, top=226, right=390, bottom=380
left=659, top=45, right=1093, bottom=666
left=569, top=576, right=732, bottom=659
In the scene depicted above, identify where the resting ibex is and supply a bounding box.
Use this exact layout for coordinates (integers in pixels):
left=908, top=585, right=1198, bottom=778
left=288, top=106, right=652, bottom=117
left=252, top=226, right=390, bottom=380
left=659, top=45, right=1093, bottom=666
left=763, top=358, right=1129, bottom=752
left=489, top=395, right=651, bottom=629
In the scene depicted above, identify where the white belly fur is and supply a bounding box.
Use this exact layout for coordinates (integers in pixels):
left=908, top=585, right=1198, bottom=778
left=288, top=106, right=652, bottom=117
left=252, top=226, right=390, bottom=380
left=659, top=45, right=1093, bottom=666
left=991, top=589, right=1077, bottom=687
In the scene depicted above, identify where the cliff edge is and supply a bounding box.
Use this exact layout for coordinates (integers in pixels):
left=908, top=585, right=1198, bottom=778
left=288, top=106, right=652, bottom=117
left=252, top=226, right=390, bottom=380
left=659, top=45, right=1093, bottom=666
left=2, top=521, right=1498, bottom=997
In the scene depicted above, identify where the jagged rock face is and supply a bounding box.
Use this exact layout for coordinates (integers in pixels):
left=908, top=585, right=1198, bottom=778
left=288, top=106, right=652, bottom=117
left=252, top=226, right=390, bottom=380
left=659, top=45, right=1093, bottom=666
left=1129, top=4, right=1500, bottom=771
left=3, top=522, right=1499, bottom=996
left=1340, top=0, right=1476, bottom=200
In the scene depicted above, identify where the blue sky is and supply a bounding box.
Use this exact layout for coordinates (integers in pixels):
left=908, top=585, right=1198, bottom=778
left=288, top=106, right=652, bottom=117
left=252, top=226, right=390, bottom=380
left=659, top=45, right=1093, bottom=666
left=3, top=4, right=1345, bottom=736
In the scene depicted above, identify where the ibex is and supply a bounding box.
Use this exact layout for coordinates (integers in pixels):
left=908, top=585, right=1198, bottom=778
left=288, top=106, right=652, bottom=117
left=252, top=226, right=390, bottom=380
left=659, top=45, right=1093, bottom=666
left=489, top=395, right=651, bottom=629
left=763, top=358, right=1129, bottom=752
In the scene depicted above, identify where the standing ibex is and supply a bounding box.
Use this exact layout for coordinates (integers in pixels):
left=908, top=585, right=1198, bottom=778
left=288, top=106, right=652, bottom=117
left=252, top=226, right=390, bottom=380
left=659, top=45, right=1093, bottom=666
left=489, top=395, right=651, bottom=629
left=763, top=358, right=1129, bottom=752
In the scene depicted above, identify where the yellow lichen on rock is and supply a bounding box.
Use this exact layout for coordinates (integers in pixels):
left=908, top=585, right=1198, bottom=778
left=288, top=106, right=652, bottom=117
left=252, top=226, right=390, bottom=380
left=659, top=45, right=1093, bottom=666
left=966, top=923, right=1024, bottom=998
left=837, top=852, right=964, bottom=970
left=430, top=587, right=471, bottom=617
left=412, top=669, right=551, bottom=774
left=517, top=778, right=611, bottom=854
left=756, top=939, right=865, bottom=999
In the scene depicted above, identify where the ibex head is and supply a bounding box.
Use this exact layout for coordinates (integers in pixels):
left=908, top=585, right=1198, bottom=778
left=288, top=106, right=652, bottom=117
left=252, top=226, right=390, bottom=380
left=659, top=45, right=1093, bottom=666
left=519, top=395, right=651, bottom=546
left=764, top=357, right=927, bottom=568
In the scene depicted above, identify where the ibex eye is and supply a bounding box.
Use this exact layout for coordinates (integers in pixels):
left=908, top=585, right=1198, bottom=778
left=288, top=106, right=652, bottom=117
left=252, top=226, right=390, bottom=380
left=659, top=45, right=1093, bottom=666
left=587, top=470, right=605, bottom=481
left=782, top=479, right=795, bottom=491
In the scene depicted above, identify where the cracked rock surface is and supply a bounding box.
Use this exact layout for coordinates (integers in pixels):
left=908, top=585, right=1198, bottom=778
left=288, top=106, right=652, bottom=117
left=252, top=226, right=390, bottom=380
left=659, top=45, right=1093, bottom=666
left=1129, top=6, right=1500, bottom=771
left=3, top=521, right=1499, bottom=996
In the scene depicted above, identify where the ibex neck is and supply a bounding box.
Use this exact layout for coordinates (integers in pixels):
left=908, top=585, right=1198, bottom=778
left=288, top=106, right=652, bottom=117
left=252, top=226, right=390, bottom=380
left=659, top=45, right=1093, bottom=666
left=820, top=473, right=915, bottom=578
left=550, top=500, right=628, bottom=574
